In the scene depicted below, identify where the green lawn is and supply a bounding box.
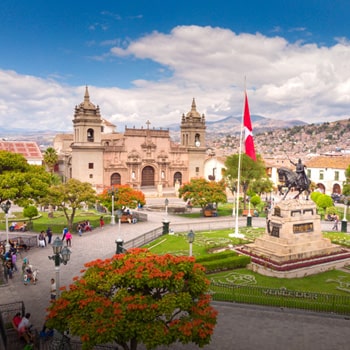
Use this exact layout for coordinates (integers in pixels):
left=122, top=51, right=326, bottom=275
left=0, top=209, right=108, bottom=233
left=143, top=228, right=350, bottom=296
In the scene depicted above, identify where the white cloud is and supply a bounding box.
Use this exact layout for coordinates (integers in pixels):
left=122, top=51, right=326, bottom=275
left=1, top=25, right=350, bottom=132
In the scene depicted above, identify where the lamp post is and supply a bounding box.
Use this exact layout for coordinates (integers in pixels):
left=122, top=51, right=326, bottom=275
left=108, top=187, right=118, bottom=225
left=0, top=200, right=11, bottom=252
left=165, top=198, right=169, bottom=217
left=48, top=237, right=71, bottom=298
left=187, top=230, right=195, bottom=256
left=342, top=199, right=348, bottom=233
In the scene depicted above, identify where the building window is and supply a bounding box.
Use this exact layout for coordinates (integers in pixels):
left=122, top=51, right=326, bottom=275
left=319, top=170, right=324, bottom=180
left=89, top=174, right=93, bottom=178
left=88, top=163, right=94, bottom=169
left=87, top=128, right=94, bottom=142
left=307, top=169, right=311, bottom=178
left=195, top=167, right=199, bottom=173
left=334, top=171, right=339, bottom=181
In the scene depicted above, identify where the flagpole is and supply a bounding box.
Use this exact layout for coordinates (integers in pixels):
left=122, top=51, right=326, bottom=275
left=230, top=88, right=246, bottom=238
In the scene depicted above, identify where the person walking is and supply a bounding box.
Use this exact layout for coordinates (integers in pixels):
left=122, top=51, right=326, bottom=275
left=99, top=216, right=105, bottom=229
left=46, top=227, right=53, bottom=244
left=50, top=278, right=56, bottom=301
left=332, top=214, right=339, bottom=230
left=65, top=230, right=72, bottom=247
left=11, top=251, right=18, bottom=272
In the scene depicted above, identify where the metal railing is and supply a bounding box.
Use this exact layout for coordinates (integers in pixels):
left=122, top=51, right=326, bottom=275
left=210, top=282, right=350, bottom=315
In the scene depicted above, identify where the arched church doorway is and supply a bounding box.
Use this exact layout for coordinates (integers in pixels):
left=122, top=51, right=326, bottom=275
left=332, top=183, right=341, bottom=194
left=174, top=172, right=182, bottom=186
left=142, top=166, right=155, bottom=187
left=316, top=183, right=325, bottom=193
left=111, top=173, right=121, bottom=186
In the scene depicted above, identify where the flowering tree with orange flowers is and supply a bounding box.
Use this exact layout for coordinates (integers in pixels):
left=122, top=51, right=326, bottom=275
left=97, top=185, right=146, bottom=213
left=46, top=248, right=217, bottom=350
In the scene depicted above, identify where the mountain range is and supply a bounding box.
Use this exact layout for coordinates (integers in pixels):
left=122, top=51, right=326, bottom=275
left=0, top=115, right=308, bottom=147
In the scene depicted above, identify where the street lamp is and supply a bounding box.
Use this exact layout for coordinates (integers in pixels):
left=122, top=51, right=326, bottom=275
left=187, top=230, right=195, bottom=256
left=342, top=198, right=348, bottom=233
left=0, top=200, right=11, bottom=252
left=48, top=237, right=71, bottom=298
left=165, top=198, right=169, bottom=217
left=108, top=187, right=118, bottom=225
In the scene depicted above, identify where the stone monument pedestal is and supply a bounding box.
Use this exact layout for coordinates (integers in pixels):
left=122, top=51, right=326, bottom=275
left=238, top=199, right=350, bottom=278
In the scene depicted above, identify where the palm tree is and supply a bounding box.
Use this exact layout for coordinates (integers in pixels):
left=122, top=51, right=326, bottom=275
left=44, top=147, right=58, bottom=174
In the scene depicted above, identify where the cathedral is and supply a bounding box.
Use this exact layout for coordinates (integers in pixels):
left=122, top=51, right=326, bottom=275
left=53, top=87, right=208, bottom=193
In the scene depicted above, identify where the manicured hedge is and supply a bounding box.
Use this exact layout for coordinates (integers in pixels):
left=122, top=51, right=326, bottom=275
left=196, top=250, right=238, bottom=263
left=201, top=255, right=251, bottom=273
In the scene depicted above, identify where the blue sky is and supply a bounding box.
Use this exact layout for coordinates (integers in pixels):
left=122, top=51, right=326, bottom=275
left=1, top=0, right=350, bottom=132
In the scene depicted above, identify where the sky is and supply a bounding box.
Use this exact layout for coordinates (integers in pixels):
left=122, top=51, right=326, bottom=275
left=1, top=0, right=350, bottom=132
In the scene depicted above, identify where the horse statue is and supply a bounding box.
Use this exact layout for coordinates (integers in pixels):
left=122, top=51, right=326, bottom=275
left=277, top=167, right=311, bottom=200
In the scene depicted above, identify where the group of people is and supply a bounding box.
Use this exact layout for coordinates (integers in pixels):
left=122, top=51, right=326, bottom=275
left=3, top=249, right=18, bottom=281
left=12, top=312, right=34, bottom=346
left=76, top=220, right=92, bottom=236
left=36, top=227, right=53, bottom=248
left=22, top=257, right=38, bottom=285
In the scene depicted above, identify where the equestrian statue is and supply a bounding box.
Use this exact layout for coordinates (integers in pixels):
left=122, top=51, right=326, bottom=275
left=277, top=158, right=311, bottom=200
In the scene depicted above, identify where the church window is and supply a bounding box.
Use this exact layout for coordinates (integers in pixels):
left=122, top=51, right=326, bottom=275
left=89, top=174, right=93, bottom=178
left=87, top=129, right=94, bottom=142
left=88, top=163, right=94, bottom=169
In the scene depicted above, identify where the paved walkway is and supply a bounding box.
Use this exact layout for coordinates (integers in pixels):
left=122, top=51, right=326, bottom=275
left=1, top=199, right=350, bottom=349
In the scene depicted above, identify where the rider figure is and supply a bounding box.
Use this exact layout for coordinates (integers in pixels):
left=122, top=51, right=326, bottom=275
left=290, top=158, right=307, bottom=187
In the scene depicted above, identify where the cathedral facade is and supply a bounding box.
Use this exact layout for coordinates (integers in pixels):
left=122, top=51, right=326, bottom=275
left=53, top=87, right=207, bottom=193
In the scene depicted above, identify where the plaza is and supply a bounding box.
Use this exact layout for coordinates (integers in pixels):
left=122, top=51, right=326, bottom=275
left=1, top=199, right=350, bottom=349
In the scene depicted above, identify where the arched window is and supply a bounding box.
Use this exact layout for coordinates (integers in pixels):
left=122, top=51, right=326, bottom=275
left=87, top=129, right=94, bottom=142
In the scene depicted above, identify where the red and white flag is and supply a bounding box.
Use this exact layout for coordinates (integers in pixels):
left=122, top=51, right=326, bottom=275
left=243, top=92, right=256, bottom=161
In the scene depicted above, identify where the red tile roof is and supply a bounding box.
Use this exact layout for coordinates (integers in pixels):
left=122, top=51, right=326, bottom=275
left=0, top=141, right=43, bottom=162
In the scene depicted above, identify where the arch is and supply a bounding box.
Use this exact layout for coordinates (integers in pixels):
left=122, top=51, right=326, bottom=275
left=316, top=183, right=325, bottom=193
left=173, top=172, right=182, bottom=186
left=111, top=173, right=121, bottom=186
left=141, top=166, right=155, bottom=187
left=87, top=128, right=94, bottom=142
left=333, top=183, right=341, bottom=194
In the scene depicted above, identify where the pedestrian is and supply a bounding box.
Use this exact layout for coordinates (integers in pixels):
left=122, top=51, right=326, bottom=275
left=65, top=230, right=72, bottom=247
left=38, top=231, right=46, bottom=247
left=332, top=214, right=339, bottom=230
left=11, top=251, right=18, bottom=272
left=46, top=227, right=53, bottom=244
left=100, top=216, right=104, bottom=229
left=50, top=278, right=56, bottom=301
left=62, top=227, right=68, bottom=241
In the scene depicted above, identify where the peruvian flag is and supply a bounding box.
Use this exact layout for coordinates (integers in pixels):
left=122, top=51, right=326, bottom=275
left=243, top=92, right=256, bottom=161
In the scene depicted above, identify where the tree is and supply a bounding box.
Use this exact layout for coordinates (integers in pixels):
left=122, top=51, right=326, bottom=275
left=97, top=185, right=146, bottom=213
left=43, top=179, right=97, bottom=229
left=178, top=178, right=227, bottom=210
left=314, top=193, right=333, bottom=211
left=23, top=205, right=39, bottom=230
left=0, top=151, right=53, bottom=207
left=43, top=147, right=58, bottom=174
left=223, top=154, right=267, bottom=209
left=46, top=248, right=218, bottom=350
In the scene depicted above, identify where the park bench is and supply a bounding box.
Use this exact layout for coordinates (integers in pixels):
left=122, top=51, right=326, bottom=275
left=9, top=222, right=27, bottom=232
left=120, top=214, right=137, bottom=224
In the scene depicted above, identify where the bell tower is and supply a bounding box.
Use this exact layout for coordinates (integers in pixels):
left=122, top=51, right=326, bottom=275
left=71, top=86, right=104, bottom=189
left=181, top=98, right=206, bottom=179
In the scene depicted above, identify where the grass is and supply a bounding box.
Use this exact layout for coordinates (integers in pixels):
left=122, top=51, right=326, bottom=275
left=0, top=209, right=108, bottom=233
left=143, top=228, right=350, bottom=296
